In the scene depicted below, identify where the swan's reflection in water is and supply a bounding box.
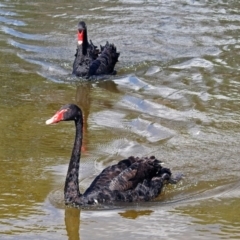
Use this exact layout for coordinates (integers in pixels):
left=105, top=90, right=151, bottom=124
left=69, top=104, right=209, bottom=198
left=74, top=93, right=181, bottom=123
left=75, top=84, right=91, bottom=153
left=65, top=207, right=81, bottom=240
left=75, top=80, right=119, bottom=153
left=75, top=83, right=96, bottom=125
left=64, top=207, right=155, bottom=240
left=63, top=180, right=240, bottom=240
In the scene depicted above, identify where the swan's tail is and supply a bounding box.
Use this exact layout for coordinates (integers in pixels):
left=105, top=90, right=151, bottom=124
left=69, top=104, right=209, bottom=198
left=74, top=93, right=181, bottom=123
left=88, top=41, right=120, bottom=77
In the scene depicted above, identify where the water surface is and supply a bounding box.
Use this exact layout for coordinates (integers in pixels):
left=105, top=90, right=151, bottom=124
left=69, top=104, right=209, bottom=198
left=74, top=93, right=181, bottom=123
left=0, top=0, right=240, bottom=239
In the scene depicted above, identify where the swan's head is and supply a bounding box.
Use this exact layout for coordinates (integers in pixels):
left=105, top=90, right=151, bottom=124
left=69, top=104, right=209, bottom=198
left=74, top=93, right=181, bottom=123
left=46, top=104, right=82, bottom=125
left=77, top=21, right=87, bottom=45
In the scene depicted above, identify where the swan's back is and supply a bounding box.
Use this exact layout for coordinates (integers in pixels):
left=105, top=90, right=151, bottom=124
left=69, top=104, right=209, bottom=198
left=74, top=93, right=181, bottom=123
left=83, top=156, right=136, bottom=195
left=82, top=156, right=173, bottom=203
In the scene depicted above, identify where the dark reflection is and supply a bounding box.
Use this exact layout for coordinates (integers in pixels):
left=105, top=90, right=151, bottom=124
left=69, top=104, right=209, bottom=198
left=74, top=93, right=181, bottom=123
left=75, top=80, right=120, bottom=105
left=75, top=80, right=120, bottom=121
left=75, top=83, right=92, bottom=153
left=119, top=209, right=153, bottom=219
left=75, top=80, right=119, bottom=152
left=65, top=207, right=81, bottom=240
left=75, top=83, right=91, bottom=128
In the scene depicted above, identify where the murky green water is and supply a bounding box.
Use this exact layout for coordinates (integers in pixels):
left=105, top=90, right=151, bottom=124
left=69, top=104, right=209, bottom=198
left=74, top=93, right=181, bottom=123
left=1, top=0, right=240, bottom=239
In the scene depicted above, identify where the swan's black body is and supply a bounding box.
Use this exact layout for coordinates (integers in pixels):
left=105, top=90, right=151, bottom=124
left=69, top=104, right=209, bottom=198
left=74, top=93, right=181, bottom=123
left=72, top=21, right=99, bottom=77
left=72, top=21, right=120, bottom=78
left=46, top=104, right=181, bottom=207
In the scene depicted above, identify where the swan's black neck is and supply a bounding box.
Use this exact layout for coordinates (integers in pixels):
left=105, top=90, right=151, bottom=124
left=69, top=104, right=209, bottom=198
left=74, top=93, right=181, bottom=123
left=82, top=29, right=89, bottom=55
left=64, top=114, right=83, bottom=205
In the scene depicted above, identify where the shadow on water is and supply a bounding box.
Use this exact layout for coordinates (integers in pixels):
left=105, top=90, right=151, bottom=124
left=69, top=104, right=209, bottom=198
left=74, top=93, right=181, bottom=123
left=118, top=209, right=153, bottom=219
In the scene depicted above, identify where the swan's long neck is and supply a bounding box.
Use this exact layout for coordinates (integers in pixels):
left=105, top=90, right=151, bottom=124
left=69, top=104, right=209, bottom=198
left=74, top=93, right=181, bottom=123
left=82, top=29, right=89, bottom=55
left=64, top=116, right=83, bottom=205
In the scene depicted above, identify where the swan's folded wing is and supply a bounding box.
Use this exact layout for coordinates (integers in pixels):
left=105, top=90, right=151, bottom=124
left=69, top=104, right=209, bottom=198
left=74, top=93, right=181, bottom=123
left=109, top=163, right=138, bottom=191
left=109, top=157, right=163, bottom=192
left=88, top=42, right=119, bottom=76
left=88, top=40, right=99, bottom=60
left=83, top=157, right=138, bottom=195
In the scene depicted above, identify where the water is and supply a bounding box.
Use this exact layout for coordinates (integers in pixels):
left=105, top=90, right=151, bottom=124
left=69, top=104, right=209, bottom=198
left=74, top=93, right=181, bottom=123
left=0, top=0, right=240, bottom=239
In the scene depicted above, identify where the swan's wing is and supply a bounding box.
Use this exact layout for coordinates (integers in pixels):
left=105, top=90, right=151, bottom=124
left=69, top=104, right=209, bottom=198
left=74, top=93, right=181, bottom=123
left=109, top=163, right=138, bottom=191
left=83, top=156, right=138, bottom=195
left=109, top=156, right=163, bottom=192
left=89, top=40, right=99, bottom=60
left=88, top=42, right=120, bottom=76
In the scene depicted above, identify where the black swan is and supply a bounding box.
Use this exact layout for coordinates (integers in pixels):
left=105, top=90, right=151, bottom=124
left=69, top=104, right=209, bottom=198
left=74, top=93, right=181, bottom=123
left=46, top=104, right=181, bottom=206
left=72, top=21, right=120, bottom=78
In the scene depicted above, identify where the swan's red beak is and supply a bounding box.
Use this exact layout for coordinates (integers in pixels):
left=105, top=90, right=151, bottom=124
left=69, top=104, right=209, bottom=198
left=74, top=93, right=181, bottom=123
left=77, top=30, right=84, bottom=45
left=46, top=109, right=67, bottom=125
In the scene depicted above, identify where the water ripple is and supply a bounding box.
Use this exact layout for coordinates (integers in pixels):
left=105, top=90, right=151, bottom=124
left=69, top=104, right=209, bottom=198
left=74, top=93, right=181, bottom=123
left=0, top=9, right=18, bottom=16
left=0, top=16, right=26, bottom=26
left=91, top=110, right=175, bottom=142
left=8, top=39, right=46, bottom=52
left=119, top=95, right=210, bottom=123
left=2, top=26, right=46, bottom=40
left=170, top=58, right=214, bottom=70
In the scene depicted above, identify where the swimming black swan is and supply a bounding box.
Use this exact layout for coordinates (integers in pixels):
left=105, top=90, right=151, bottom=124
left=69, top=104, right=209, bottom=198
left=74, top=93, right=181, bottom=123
left=72, top=21, right=120, bottom=78
left=46, top=104, right=181, bottom=206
